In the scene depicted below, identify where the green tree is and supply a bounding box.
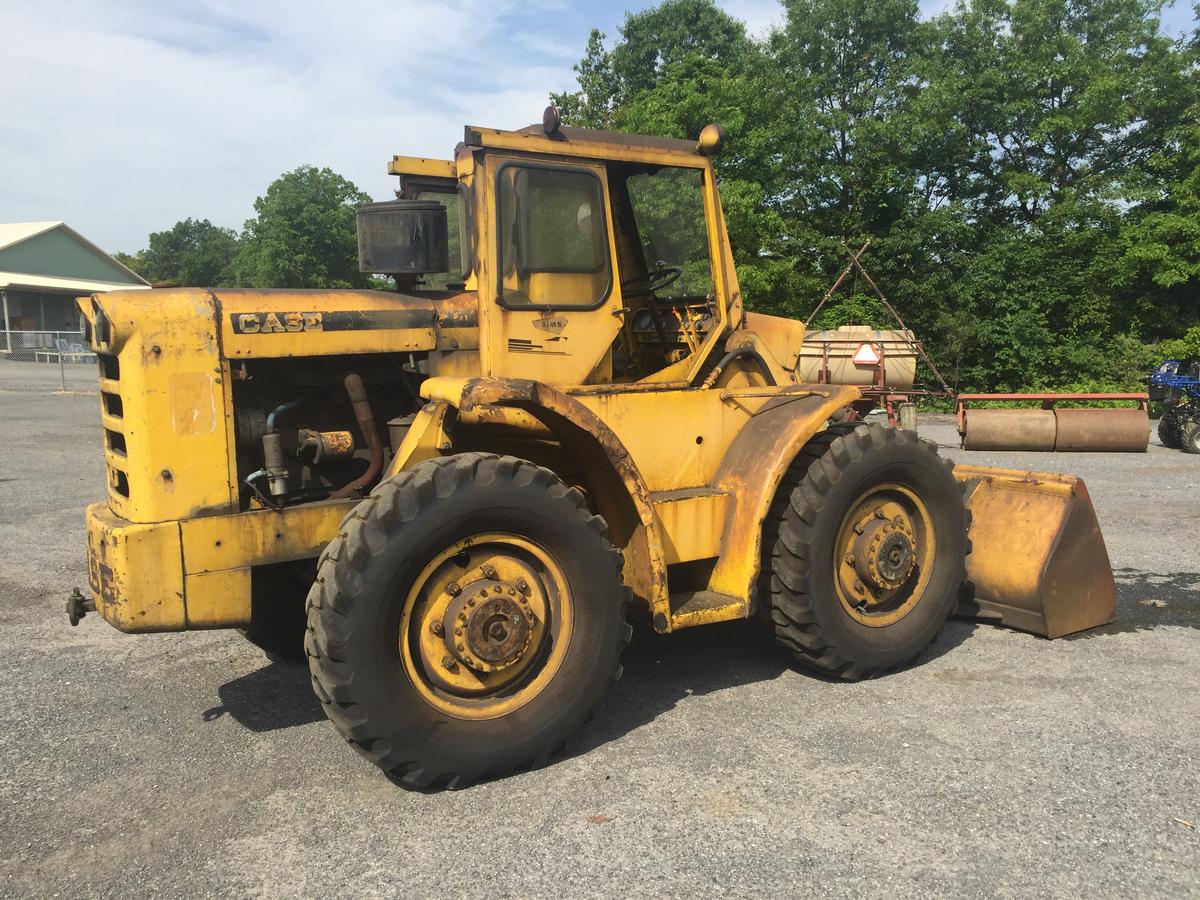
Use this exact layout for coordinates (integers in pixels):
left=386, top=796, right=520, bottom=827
left=112, top=250, right=147, bottom=277
left=549, top=0, right=1200, bottom=393
left=125, top=218, right=240, bottom=286
left=232, top=166, right=372, bottom=289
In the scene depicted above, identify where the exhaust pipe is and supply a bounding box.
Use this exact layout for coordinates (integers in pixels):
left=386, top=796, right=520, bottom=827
left=331, top=373, right=384, bottom=499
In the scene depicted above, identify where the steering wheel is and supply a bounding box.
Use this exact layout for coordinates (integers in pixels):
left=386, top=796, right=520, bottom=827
left=621, top=265, right=682, bottom=299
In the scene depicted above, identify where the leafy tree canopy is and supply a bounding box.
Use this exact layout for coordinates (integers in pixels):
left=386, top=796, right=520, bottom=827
left=553, top=0, right=1200, bottom=392
left=231, top=166, right=371, bottom=290
left=117, top=218, right=238, bottom=286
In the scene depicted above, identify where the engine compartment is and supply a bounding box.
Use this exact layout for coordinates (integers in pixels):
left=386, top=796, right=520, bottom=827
left=231, top=353, right=426, bottom=511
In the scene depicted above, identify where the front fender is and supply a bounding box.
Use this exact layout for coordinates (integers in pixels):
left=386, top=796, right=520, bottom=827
left=416, top=375, right=670, bottom=626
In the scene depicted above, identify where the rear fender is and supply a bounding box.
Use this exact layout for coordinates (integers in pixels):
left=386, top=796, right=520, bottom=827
left=707, top=385, right=862, bottom=605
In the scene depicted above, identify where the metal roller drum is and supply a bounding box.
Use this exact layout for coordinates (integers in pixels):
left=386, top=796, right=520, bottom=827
left=962, top=408, right=1057, bottom=451
left=1054, top=407, right=1149, bottom=452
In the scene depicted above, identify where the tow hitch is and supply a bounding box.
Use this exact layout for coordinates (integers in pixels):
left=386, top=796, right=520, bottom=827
left=66, top=587, right=95, bottom=626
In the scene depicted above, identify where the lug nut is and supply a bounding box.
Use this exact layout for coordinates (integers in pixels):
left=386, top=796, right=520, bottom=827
left=430, top=621, right=444, bottom=637
left=874, top=507, right=886, bottom=519
left=844, top=553, right=855, bottom=566
left=854, top=581, right=865, bottom=593
left=468, top=598, right=476, bottom=607
left=447, top=582, right=461, bottom=597
left=442, top=656, right=458, bottom=672
left=482, top=565, right=497, bottom=579
left=455, top=627, right=463, bottom=636
left=515, top=578, right=529, bottom=593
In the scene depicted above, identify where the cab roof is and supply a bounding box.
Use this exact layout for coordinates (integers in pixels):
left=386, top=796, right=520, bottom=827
left=463, top=122, right=709, bottom=169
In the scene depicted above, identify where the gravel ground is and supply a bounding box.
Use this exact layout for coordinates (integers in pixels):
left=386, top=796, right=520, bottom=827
left=1, top=360, right=1197, bottom=899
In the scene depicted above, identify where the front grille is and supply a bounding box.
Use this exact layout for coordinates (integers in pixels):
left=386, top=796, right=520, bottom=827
left=97, top=353, right=129, bottom=503
left=98, top=353, right=119, bottom=381
left=106, top=429, right=126, bottom=456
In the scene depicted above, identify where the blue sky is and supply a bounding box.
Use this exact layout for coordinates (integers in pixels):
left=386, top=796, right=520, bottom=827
left=0, top=0, right=1194, bottom=253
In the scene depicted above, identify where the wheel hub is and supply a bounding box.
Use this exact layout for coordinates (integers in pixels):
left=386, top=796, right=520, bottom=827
left=443, top=577, right=536, bottom=673
left=834, top=488, right=933, bottom=627
left=852, top=514, right=916, bottom=592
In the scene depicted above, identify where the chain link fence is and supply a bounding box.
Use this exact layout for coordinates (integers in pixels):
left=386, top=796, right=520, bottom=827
left=0, top=330, right=95, bottom=364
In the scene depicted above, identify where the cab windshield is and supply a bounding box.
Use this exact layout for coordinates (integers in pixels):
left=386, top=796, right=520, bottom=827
left=617, top=164, right=714, bottom=303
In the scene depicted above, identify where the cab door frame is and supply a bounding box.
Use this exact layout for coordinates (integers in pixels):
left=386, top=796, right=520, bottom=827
left=477, top=153, right=625, bottom=386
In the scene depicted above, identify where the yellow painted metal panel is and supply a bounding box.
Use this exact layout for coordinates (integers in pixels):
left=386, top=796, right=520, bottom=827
left=180, top=499, right=358, bottom=574
left=85, top=502, right=185, bottom=632
left=653, top=491, right=729, bottom=564
left=707, top=386, right=863, bottom=601
left=84, top=289, right=236, bottom=524
left=216, top=289, right=439, bottom=360
left=387, top=155, right=456, bottom=178
left=184, top=569, right=251, bottom=628
left=469, top=126, right=708, bottom=169
left=571, top=388, right=768, bottom=491
left=169, top=372, right=217, bottom=435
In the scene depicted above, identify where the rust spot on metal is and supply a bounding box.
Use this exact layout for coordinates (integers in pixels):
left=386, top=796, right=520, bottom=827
left=434, top=291, right=479, bottom=329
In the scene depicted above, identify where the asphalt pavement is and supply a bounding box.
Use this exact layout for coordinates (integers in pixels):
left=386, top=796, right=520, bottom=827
left=1, top=360, right=1197, bottom=898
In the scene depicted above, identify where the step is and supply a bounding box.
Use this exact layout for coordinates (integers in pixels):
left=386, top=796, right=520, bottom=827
left=668, top=589, right=746, bottom=631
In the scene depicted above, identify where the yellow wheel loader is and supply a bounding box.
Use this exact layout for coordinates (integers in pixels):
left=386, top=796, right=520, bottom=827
left=73, top=111, right=1116, bottom=787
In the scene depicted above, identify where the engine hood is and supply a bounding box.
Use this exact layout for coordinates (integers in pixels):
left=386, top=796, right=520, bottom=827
left=82, top=287, right=478, bottom=361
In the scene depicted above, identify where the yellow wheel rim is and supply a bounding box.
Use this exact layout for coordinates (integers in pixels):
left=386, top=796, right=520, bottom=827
left=399, top=533, right=573, bottom=720
left=832, top=483, right=935, bottom=628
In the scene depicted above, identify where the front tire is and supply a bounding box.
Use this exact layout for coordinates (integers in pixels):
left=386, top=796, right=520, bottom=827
left=1158, top=414, right=1182, bottom=449
left=765, top=422, right=968, bottom=679
left=306, top=453, right=630, bottom=787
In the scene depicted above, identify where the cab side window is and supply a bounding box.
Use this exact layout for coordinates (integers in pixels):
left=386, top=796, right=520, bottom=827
left=498, top=165, right=611, bottom=308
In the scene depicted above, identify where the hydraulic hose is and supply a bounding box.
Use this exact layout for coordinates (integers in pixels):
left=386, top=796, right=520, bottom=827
left=331, top=373, right=384, bottom=499
left=698, top=345, right=778, bottom=390
left=265, top=398, right=305, bottom=431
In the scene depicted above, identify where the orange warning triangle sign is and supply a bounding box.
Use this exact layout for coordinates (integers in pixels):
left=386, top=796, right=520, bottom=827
left=852, top=342, right=881, bottom=365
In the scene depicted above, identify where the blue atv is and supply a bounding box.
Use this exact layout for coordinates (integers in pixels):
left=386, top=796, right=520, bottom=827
left=1148, top=358, right=1200, bottom=453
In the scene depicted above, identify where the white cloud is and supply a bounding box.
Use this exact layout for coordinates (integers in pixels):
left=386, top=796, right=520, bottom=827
left=4, top=0, right=1192, bottom=253
left=0, top=0, right=571, bottom=251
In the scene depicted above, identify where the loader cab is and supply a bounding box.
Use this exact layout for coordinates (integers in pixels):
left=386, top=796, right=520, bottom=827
left=468, top=118, right=740, bottom=387
left=377, top=115, right=741, bottom=387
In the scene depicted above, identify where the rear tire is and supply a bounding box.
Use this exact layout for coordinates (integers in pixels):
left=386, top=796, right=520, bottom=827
left=765, top=422, right=967, bottom=679
left=1158, top=414, right=1182, bottom=449
left=1182, top=420, right=1200, bottom=454
left=306, top=453, right=630, bottom=787
left=242, top=562, right=313, bottom=663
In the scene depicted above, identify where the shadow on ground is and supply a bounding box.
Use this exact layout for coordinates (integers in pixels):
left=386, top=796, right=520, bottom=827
left=569, top=611, right=975, bottom=763
left=200, top=606, right=979, bottom=752
left=202, top=659, right=323, bottom=731
left=1065, top=568, right=1200, bottom=638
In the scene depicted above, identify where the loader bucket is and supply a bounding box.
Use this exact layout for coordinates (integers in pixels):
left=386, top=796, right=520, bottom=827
left=953, top=465, right=1116, bottom=638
